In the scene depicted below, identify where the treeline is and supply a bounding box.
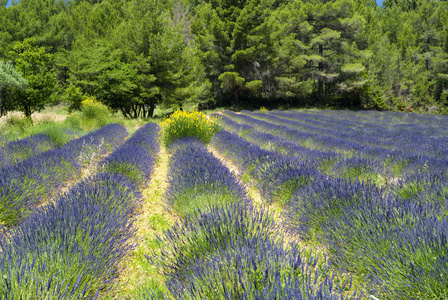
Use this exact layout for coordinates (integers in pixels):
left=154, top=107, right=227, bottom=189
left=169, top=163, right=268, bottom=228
left=1, top=0, right=448, bottom=117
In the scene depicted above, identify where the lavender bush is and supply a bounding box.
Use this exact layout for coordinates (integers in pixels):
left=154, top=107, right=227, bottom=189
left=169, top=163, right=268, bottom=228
left=145, top=203, right=361, bottom=300
left=165, top=138, right=248, bottom=216
left=0, top=122, right=160, bottom=299
left=0, top=123, right=128, bottom=226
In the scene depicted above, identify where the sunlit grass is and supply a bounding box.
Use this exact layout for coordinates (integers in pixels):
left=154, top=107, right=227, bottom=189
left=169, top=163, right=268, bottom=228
left=100, top=147, right=177, bottom=299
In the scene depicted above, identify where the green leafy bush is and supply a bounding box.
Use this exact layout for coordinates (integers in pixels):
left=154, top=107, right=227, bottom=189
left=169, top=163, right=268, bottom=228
left=78, top=98, right=113, bottom=131
left=160, top=110, right=220, bottom=147
left=81, top=98, right=111, bottom=120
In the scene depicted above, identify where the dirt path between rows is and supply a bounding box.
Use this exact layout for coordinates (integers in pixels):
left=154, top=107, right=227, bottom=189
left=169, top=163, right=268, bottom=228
left=209, top=143, right=364, bottom=299
left=101, top=146, right=178, bottom=299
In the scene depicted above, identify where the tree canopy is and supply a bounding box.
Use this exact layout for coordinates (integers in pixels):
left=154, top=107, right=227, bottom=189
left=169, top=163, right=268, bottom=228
left=0, top=60, right=27, bottom=116
left=9, top=38, right=56, bottom=117
left=1, top=0, right=448, bottom=115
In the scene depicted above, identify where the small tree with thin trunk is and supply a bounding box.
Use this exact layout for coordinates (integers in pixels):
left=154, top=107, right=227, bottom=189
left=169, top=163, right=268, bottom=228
left=0, top=60, right=27, bottom=117
left=9, top=38, right=56, bottom=118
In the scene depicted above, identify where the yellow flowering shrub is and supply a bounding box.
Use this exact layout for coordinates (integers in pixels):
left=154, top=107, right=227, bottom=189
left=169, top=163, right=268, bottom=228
left=81, top=98, right=111, bottom=120
left=161, top=110, right=221, bottom=147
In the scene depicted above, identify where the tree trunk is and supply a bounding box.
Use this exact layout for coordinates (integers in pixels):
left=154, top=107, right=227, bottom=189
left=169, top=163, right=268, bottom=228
left=148, top=98, right=155, bottom=118
left=120, top=107, right=131, bottom=118
left=132, top=105, right=138, bottom=118
left=234, top=88, right=240, bottom=107
left=318, top=45, right=324, bottom=105
left=137, top=105, right=142, bottom=118
left=24, top=105, right=32, bottom=118
left=0, top=91, right=5, bottom=117
left=141, top=104, right=147, bottom=118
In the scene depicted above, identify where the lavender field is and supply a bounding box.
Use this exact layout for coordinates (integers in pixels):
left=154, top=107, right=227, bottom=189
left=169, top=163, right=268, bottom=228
left=1, top=110, right=448, bottom=299
left=0, top=123, right=160, bottom=299
left=207, top=109, right=448, bottom=300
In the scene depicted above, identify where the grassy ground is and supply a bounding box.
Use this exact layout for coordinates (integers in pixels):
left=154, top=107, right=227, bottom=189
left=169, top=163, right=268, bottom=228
left=0, top=103, right=264, bottom=142
left=100, top=146, right=178, bottom=299
left=0, top=104, right=157, bottom=142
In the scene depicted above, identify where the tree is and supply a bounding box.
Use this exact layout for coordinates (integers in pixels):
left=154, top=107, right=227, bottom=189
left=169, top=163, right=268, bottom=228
left=113, top=0, right=205, bottom=117
left=434, top=32, right=448, bottom=104
left=302, top=0, right=367, bottom=105
left=66, top=0, right=204, bottom=118
left=192, top=0, right=285, bottom=107
left=267, top=0, right=368, bottom=107
left=267, top=2, right=313, bottom=104
left=9, top=38, right=56, bottom=117
left=0, top=60, right=27, bottom=116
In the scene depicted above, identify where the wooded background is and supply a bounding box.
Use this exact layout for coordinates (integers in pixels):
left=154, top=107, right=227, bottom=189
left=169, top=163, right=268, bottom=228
left=1, top=0, right=448, bottom=117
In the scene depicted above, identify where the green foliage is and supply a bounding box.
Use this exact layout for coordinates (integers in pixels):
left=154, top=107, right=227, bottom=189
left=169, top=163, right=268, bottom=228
left=363, top=86, right=389, bottom=110
left=1, top=0, right=448, bottom=112
left=160, top=110, right=221, bottom=147
left=395, top=100, right=407, bottom=111
left=61, top=84, right=86, bottom=113
left=64, top=0, right=206, bottom=119
left=0, top=60, right=27, bottom=117
left=105, top=162, right=144, bottom=184
left=9, top=38, right=56, bottom=118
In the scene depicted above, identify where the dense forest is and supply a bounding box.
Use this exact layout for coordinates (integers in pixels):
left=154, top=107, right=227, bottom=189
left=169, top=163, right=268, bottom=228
left=1, top=0, right=448, bottom=117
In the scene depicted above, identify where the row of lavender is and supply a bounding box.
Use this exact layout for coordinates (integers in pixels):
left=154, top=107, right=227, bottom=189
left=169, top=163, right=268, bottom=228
left=221, top=110, right=448, bottom=199
left=0, top=123, right=160, bottom=299
left=215, top=110, right=448, bottom=299
left=164, top=138, right=248, bottom=216
left=213, top=116, right=324, bottom=204
left=247, top=110, right=448, bottom=177
left=0, top=123, right=128, bottom=227
left=146, top=138, right=359, bottom=299
left=265, top=109, right=448, bottom=154
left=0, top=134, right=56, bottom=168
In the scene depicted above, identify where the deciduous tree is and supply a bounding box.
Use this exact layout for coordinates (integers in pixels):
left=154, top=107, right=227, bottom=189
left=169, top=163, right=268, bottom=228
left=9, top=38, right=56, bottom=118
left=0, top=60, right=27, bottom=116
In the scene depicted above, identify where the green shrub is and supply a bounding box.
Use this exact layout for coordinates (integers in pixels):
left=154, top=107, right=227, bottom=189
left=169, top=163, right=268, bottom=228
left=81, top=98, right=111, bottom=120
left=160, top=110, right=220, bottom=147
left=395, top=101, right=407, bottom=112
left=5, top=115, right=33, bottom=133
left=43, top=125, right=70, bottom=147
left=25, top=121, right=72, bottom=147
left=78, top=98, right=113, bottom=131
left=64, top=112, right=82, bottom=131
